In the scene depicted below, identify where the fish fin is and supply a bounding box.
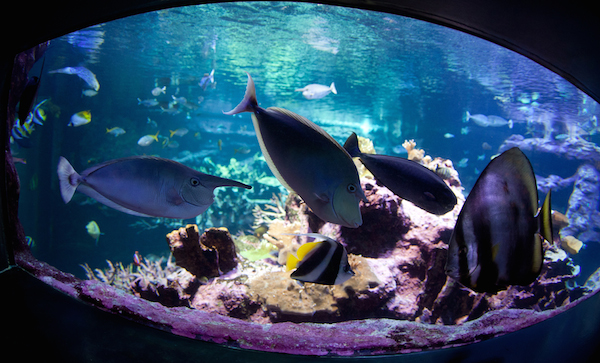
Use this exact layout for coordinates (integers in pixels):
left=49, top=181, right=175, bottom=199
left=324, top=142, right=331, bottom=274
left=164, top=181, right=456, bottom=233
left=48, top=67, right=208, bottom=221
left=286, top=253, right=300, bottom=271
left=538, top=190, right=553, bottom=243
left=152, top=131, right=159, bottom=141
left=57, top=156, right=80, bottom=203
left=223, top=72, right=257, bottom=115
left=508, top=120, right=513, bottom=129
left=166, top=187, right=185, bottom=206
left=343, top=132, right=362, bottom=157
left=466, top=111, right=471, bottom=120
left=169, top=130, right=176, bottom=137
left=314, top=192, right=330, bottom=203
left=296, top=241, right=322, bottom=261
left=330, top=82, right=337, bottom=95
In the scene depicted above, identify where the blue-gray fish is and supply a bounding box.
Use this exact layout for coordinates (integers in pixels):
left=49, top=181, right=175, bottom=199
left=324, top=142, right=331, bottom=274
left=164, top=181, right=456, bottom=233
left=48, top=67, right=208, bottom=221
left=49, top=66, right=100, bottom=91
left=57, top=156, right=251, bottom=219
left=466, top=111, right=513, bottom=128
left=445, top=147, right=552, bottom=293
left=224, top=73, right=365, bottom=228
left=286, top=233, right=354, bottom=285
left=295, top=82, right=337, bottom=100
left=344, top=132, right=457, bottom=215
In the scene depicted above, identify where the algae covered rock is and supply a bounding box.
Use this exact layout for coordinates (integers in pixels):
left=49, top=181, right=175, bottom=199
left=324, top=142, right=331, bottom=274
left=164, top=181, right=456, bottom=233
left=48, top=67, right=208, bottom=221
left=166, top=225, right=238, bottom=278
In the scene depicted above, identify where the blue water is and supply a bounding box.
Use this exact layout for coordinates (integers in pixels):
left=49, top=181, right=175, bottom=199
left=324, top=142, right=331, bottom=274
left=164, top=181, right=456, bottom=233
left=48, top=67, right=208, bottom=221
left=14, top=2, right=600, bottom=281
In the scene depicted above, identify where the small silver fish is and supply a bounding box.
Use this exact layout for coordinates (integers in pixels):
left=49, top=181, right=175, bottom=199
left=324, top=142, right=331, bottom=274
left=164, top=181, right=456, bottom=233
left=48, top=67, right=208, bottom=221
left=466, top=111, right=513, bottom=128
left=49, top=66, right=100, bottom=91
left=138, top=98, right=159, bottom=107
left=57, top=156, right=251, bottom=219
left=151, top=86, right=166, bottom=96
left=444, top=133, right=455, bottom=138
left=137, top=132, right=159, bottom=146
left=295, top=82, right=337, bottom=100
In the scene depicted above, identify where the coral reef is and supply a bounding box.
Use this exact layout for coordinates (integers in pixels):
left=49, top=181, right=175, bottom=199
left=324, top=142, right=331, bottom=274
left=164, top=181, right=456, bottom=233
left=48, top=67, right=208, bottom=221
left=560, top=164, right=600, bottom=244
left=166, top=225, right=238, bottom=278
left=499, top=134, right=600, bottom=161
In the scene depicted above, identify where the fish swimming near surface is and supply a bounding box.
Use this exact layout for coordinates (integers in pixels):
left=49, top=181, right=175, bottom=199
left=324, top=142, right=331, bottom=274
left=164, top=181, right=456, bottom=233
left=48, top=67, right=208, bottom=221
left=295, top=82, right=337, bottom=100
left=49, top=66, right=100, bottom=91
left=57, top=156, right=252, bottom=219
left=224, top=73, right=365, bottom=228
left=445, top=147, right=553, bottom=293
left=69, top=110, right=91, bottom=127
left=286, top=233, right=354, bottom=285
left=466, top=111, right=513, bottom=129
left=151, top=86, right=166, bottom=96
left=199, top=69, right=215, bottom=90
left=344, top=132, right=457, bottom=215
left=86, top=221, right=102, bottom=244
left=137, top=132, right=159, bottom=146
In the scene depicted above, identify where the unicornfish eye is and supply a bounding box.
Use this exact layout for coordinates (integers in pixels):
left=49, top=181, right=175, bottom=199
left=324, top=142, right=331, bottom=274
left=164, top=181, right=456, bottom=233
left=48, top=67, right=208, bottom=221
left=347, top=183, right=357, bottom=193
left=190, top=177, right=201, bottom=186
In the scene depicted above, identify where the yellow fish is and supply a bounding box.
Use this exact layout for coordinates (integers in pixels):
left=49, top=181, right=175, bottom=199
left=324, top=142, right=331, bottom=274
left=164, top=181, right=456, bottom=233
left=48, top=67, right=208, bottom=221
left=86, top=221, right=102, bottom=244
left=69, top=110, right=92, bottom=127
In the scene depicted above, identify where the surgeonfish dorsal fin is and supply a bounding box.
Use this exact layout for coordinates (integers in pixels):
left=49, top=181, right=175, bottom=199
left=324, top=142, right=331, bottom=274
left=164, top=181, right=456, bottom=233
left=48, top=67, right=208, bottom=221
left=538, top=190, right=553, bottom=244
left=343, top=132, right=362, bottom=158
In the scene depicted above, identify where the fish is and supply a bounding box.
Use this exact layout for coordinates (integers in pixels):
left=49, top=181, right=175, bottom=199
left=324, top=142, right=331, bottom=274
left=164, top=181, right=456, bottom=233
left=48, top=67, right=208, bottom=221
left=137, top=132, right=159, bottom=146
left=444, top=133, right=455, bottom=139
left=68, top=110, right=91, bottom=127
left=466, top=111, right=513, bottom=128
left=224, top=73, right=365, bottom=228
left=82, top=89, right=98, bottom=97
left=151, top=86, right=166, bottom=96
left=86, top=221, right=102, bottom=244
left=344, top=132, right=457, bottom=215
left=477, top=154, right=486, bottom=161
left=286, top=233, right=354, bottom=285
left=169, top=128, right=189, bottom=137
left=137, top=98, right=159, bottom=107
left=133, top=251, right=142, bottom=266
left=295, top=82, right=337, bottom=100
left=199, top=69, right=215, bottom=90
left=481, top=142, right=492, bottom=150
left=461, top=126, right=470, bottom=135
left=57, top=156, right=252, bottom=219
left=49, top=66, right=100, bottom=91
left=106, top=127, right=126, bottom=137
left=445, top=147, right=553, bottom=293
left=456, top=158, right=468, bottom=168
left=217, top=139, right=222, bottom=151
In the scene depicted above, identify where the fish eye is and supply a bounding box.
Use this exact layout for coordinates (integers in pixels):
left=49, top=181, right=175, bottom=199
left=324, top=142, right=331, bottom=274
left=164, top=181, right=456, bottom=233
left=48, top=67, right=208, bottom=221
left=190, top=177, right=201, bottom=186
left=347, top=183, right=357, bottom=193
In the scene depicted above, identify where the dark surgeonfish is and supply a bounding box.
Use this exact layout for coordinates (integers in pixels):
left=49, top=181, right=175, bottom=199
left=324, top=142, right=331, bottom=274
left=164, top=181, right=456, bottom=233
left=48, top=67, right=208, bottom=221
left=286, top=233, right=354, bottom=285
left=445, top=147, right=553, bottom=293
left=224, top=73, right=365, bottom=228
left=57, top=156, right=251, bottom=219
left=343, top=132, right=457, bottom=215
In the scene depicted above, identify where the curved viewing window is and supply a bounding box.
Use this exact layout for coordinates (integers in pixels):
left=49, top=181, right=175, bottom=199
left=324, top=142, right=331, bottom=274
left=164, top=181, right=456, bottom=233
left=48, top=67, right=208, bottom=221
left=9, top=1, right=600, bottom=358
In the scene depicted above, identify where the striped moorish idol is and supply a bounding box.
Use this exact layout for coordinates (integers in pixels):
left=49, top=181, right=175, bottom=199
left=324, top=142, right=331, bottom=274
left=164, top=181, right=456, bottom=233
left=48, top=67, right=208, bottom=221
left=286, top=233, right=355, bottom=285
left=445, top=147, right=553, bottom=293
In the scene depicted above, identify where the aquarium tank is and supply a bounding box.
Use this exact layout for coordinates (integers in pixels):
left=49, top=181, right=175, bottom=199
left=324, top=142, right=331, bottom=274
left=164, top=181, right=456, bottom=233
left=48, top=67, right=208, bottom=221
left=5, top=1, right=600, bottom=360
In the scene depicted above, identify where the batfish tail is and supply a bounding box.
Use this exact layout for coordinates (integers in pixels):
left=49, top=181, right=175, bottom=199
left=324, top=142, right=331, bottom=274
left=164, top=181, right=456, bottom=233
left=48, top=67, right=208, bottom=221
left=57, top=156, right=80, bottom=203
left=538, top=190, right=553, bottom=243
left=223, top=72, right=257, bottom=115
left=342, top=132, right=362, bottom=158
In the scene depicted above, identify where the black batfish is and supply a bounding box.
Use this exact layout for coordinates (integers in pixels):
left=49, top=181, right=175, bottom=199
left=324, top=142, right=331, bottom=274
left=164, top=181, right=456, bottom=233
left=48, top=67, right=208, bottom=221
left=344, top=132, right=457, bottom=215
left=445, top=147, right=553, bottom=293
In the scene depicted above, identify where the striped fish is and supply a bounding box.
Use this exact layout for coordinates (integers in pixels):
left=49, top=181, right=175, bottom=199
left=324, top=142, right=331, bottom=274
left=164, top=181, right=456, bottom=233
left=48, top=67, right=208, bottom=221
left=286, top=233, right=354, bottom=285
left=445, top=147, right=553, bottom=293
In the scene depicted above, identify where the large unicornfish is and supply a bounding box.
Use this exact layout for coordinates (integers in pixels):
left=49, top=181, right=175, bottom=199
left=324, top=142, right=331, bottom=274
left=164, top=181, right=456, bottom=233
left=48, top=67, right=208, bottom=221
left=224, top=73, right=365, bottom=228
left=344, top=132, right=457, bottom=215
left=445, top=147, right=553, bottom=293
left=57, top=156, right=251, bottom=219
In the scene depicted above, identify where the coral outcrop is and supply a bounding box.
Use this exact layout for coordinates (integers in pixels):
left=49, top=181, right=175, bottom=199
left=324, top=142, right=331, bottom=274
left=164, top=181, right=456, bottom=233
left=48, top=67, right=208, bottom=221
left=166, top=225, right=238, bottom=278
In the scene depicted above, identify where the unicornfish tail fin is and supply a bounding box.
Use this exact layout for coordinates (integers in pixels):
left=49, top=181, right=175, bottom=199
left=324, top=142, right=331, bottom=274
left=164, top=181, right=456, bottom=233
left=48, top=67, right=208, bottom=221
left=223, top=72, right=257, bottom=115
left=343, top=132, right=362, bottom=158
left=57, top=156, right=80, bottom=203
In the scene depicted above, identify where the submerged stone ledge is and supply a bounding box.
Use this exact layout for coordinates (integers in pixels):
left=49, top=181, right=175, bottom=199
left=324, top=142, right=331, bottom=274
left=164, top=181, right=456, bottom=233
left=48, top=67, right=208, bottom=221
left=15, top=249, right=595, bottom=357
